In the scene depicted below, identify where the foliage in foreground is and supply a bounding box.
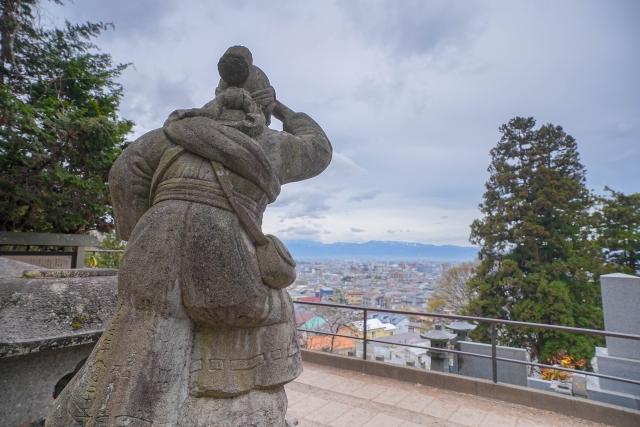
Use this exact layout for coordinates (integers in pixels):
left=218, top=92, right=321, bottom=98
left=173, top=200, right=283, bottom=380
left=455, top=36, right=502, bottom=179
left=0, top=0, right=132, bottom=233
left=86, top=231, right=125, bottom=268
left=539, top=351, right=586, bottom=381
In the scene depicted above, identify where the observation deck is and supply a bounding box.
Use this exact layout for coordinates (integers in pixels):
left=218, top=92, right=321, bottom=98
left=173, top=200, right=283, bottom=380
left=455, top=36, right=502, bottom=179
left=287, top=361, right=609, bottom=426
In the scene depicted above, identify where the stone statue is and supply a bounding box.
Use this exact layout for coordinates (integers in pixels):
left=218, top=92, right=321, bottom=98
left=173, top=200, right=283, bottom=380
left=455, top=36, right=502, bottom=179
left=46, top=46, right=332, bottom=427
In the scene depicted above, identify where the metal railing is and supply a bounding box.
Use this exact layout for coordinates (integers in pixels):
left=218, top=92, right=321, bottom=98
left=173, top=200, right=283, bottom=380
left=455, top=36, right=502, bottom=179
left=294, top=300, right=640, bottom=387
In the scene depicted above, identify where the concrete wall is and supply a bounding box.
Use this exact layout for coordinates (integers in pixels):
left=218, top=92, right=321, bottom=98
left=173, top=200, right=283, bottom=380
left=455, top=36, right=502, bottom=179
left=0, top=344, right=94, bottom=426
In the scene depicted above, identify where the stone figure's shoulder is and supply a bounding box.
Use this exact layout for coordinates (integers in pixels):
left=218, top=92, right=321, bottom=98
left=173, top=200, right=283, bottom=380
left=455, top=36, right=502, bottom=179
left=116, top=127, right=176, bottom=170
left=127, top=127, right=172, bottom=152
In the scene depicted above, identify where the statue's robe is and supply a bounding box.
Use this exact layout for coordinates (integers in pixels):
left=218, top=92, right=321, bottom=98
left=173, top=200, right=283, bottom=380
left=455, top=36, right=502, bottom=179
left=46, top=112, right=331, bottom=426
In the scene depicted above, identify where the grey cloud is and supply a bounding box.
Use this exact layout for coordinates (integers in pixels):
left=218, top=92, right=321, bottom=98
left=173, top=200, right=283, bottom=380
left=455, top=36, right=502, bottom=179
left=45, top=0, right=176, bottom=36
left=120, top=75, right=197, bottom=137
left=270, top=186, right=334, bottom=219
left=43, top=0, right=180, bottom=39
left=350, top=227, right=366, bottom=233
left=387, top=229, right=412, bottom=235
left=276, top=224, right=329, bottom=240
left=347, top=190, right=380, bottom=203
left=46, top=1, right=640, bottom=244
left=326, top=152, right=367, bottom=176
left=338, top=0, right=486, bottom=56
left=278, top=226, right=319, bottom=235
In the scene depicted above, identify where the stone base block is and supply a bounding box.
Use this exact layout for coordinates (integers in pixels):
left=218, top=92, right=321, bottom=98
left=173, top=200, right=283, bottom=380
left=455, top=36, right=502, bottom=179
left=527, top=377, right=552, bottom=391
left=594, top=347, right=640, bottom=396
left=588, top=381, right=640, bottom=410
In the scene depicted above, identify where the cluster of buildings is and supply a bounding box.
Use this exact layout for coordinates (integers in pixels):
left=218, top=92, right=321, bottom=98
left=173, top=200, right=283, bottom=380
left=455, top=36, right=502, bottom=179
left=290, top=260, right=454, bottom=369
left=289, top=260, right=447, bottom=310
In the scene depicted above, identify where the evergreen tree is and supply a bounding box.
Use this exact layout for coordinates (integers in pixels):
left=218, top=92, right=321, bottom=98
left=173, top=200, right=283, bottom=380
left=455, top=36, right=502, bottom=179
left=596, top=187, right=640, bottom=274
left=0, top=0, right=132, bottom=233
left=468, top=117, right=603, bottom=362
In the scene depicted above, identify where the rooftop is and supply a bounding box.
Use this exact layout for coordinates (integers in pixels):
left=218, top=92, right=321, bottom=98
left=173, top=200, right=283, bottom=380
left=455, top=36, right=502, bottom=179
left=351, top=319, right=397, bottom=332
left=372, top=332, right=425, bottom=346
left=286, top=362, right=605, bottom=427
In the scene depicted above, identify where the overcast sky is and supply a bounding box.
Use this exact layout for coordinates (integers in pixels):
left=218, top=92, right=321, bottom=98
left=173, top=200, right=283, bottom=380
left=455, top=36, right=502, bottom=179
left=44, top=0, right=639, bottom=246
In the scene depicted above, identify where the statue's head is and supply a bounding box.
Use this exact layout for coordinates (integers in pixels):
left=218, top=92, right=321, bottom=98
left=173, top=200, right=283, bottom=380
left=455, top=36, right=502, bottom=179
left=216, top=46, right=275, bottom=125
left=217, top=46, right=253, bottom=86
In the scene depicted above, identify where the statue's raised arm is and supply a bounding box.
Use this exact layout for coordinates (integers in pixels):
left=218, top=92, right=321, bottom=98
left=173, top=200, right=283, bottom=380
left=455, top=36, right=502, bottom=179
left=261, top=98, right=332, bottom=185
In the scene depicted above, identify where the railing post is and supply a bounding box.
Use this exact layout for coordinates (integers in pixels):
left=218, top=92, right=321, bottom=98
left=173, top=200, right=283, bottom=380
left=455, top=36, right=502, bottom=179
left=363, top=308, right=368, bottom=360
left=490, top=323, right=497, bottom=383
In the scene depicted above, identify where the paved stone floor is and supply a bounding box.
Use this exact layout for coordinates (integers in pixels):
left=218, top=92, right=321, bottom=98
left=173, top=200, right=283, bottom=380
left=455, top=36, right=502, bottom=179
left=285, top=363, right=606, bottom=427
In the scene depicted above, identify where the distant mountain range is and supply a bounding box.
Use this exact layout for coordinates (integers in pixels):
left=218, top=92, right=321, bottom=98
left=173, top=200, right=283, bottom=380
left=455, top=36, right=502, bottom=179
left=283, top=240, right=478, bottom=262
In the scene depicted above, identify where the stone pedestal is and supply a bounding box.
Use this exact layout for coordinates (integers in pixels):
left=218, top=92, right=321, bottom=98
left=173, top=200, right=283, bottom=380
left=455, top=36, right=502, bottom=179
left=428, top=353, right=449, bottom=373
left=594, top=347, right=640, bottom=396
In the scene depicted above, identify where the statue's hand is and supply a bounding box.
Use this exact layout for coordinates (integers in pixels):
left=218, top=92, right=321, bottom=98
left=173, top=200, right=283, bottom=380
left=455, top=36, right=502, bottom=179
left=251, top=87, right=276, bottom=108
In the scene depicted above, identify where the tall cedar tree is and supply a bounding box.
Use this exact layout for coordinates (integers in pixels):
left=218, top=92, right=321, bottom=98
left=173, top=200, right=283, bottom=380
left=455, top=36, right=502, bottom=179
left=0, top=0, right=132, bottom=233
left=468, top=117, right=603, bottom=362
left=596, top=187, right=640, bottom=274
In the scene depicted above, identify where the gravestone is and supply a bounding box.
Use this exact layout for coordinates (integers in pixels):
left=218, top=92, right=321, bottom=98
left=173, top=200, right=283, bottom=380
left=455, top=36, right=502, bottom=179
left=588, top=273, right=640, bottom=409
left=46, top=46, right=332, bottom=426
left=457, top=341, right=529, bottom=386
left=601, top=273, right=640, bottom=358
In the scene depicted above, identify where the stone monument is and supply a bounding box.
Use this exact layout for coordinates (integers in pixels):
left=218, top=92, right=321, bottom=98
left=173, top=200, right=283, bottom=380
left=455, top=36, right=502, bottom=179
left=588, top=273, right=640, bottom=409
left=46, top=46, right=332, bottom=426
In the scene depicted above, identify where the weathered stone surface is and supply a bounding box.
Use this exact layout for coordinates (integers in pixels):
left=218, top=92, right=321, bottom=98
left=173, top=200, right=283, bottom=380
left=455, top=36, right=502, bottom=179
left=0, top=256, right=37, bottom=278
left=600, top=273, right=640, bottom=359
left=22, top=268, right=117, bottom=279
left=0, top=259, right=117, bottom=426
left=0, top=275, right=116, bottom=356
left=177, top=387, right=288, bottom=427
left=1, top=344, right=95, bottom=426
left=47, top=46, right=332, bottom=426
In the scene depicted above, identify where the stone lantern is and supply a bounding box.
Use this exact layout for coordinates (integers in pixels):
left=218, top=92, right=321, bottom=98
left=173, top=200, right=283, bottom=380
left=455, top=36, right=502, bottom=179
left=421, top=324, right=456, bottom=373
left=446, top=320, right=477, bottom=373
left=446, top=320, right=477, bottom=342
